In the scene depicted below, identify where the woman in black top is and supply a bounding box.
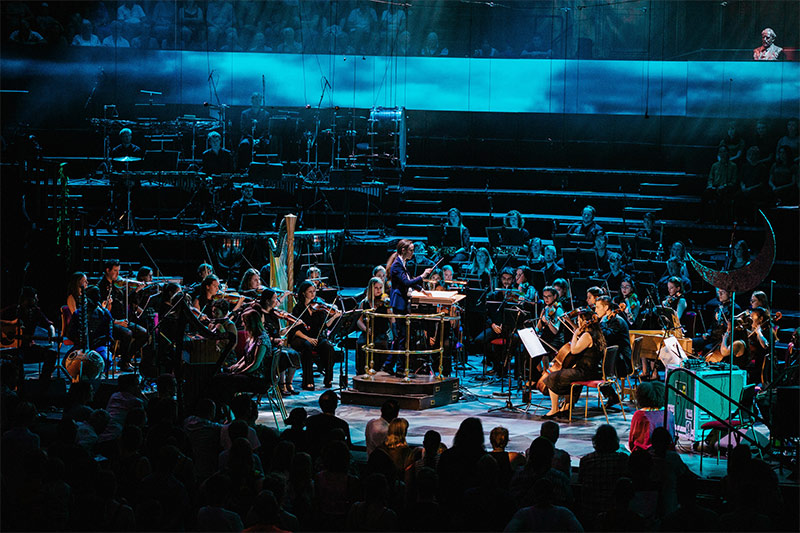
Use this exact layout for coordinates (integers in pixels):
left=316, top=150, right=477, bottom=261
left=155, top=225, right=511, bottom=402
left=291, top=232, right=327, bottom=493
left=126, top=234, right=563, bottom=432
left=290, top=280, right=341, bottom=390
left=259, top=288, right=301, bottom=395
left=356, top=277, right=394, bottom=375
left=542, top=308, right=606, bottom=417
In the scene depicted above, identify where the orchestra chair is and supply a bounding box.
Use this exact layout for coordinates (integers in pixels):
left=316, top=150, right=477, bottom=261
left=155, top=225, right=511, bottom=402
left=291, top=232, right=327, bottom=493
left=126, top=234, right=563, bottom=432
left=489, top=337, right=507, bottom=376
left=235, top=330, right=287, bottom=426
left=569, top=345, right=626, bottom=424
left=699, top=384, right=761, bottom=473
left=256, top=349, right=287, bottom=427
left=621, top=337, right=643, bottom=404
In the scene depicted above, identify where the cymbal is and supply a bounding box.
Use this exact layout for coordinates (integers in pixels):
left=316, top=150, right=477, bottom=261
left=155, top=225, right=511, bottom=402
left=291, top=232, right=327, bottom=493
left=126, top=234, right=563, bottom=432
left=113, top=156, right=142, bottom=162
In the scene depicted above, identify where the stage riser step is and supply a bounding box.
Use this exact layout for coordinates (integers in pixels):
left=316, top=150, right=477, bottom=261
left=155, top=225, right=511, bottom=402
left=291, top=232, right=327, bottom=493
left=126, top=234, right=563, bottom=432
left=352, top=376, right=459, bottom=396
left=341, top=389, right=459, bottom=410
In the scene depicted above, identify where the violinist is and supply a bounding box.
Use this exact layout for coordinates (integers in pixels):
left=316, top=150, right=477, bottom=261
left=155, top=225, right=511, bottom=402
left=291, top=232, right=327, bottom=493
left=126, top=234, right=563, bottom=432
left=209, top=299, right=238, bottom=366
left=97, top=259, right=148, bottom=372
left=720, top=307, right=770, bottom=383
left=290, top=280, right=341, bottom=390
left=239, top=268, right=264, bottom=297
left=130, top=266, right=158, bottom=327
left=356, top=277, right=394, bottom=374
left=536, top=286, right=566, bottom=352
left=595, top=296, right=632, bottom=385
left=259, top=288, right=301, bottom=396
left=693, top=287, right=739, bottom=354
left=190, top=263, right=214, bottom=291
left=542, top=308, right=606, bottom=418
left=191, top=274, right=221, bottom=321
left=67, top=285, right=113, bottom=364
left=384, top=239, right=434, bottom=376
left=586, top=286, right=605, bottom=309
left=749, top=290, right=771, bottom=312
left=747, top=307, right=771, bottom=384
left=552, top=278, right=571, bottom=309
left=661, top=277, right=687, bottom=322
left=613, top=277, right=640, bottom=326
left=426, top=269, right=445, bottom=291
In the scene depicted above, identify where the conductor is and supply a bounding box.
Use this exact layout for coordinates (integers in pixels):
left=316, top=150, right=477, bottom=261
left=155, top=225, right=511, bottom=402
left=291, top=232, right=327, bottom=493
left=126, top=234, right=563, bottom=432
left=380, top=239, right=433, bottom=375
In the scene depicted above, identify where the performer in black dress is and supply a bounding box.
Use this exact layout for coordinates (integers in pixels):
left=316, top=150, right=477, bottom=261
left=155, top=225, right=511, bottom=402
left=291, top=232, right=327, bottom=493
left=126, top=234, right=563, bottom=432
left=289, top=280, right=341, bottom=390
left=542, top=308, right=605, bottom=417
left=259, top=288, right=301, bottom=395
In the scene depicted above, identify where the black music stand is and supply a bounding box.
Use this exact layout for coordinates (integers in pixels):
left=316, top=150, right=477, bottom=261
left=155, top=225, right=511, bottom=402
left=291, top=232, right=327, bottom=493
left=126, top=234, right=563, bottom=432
left=489, top=306, right=530, bottom=413
left=317, top=288, right=339, bottom=304
left=144, top=150, right=180, bottom=171
left=327, top=308, right=362, bottom=390
left=531, top=269, right=547, bottom=294
left=442, top=226, right=463, bottom=249
left=562, top=248, right=597, bottom=275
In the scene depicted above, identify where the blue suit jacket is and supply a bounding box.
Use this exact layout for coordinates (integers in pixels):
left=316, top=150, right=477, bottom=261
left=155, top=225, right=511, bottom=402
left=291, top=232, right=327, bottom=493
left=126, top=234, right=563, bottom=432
left=389, top=256, right=423, bottom=313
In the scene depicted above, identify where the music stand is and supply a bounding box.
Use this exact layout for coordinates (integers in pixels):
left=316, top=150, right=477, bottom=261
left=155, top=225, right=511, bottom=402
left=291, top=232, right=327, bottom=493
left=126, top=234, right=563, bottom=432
left=561, top=248, right=597, bottom=274
left=144, top=150, right=180, bottom=171
left=486, top=226, right=505, bottom=249
left=328, top=308, right=363, bottom=390
left=427, top=225, right=444, bottom=249
left=552, top=233, right=571, bottom=251
left=317, top=288, right=339, bottom=304
left=488, top=306, right=530, bottom=413
left=442, top=226, right=463, bottom=249
left=530, top=269, right=547, bottom=294
left=240, top=212, right=275, bottom=232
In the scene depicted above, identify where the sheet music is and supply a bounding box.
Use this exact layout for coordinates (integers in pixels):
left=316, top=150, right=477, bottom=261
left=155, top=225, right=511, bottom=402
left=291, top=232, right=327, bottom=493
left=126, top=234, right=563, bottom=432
left=518, top=327, right=548, bottom=358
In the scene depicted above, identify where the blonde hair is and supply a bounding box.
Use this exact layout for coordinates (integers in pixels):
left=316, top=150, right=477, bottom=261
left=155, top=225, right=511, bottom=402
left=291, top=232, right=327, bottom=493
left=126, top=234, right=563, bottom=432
left=364, top=277, right=384, bottom=307
left=384, top=418, right=409, bottom=448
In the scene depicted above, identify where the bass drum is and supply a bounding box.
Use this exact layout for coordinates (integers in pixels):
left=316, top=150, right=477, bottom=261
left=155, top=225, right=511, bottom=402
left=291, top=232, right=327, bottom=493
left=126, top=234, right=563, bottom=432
left=368, top=107, right=406, bottom=169
left=65, top=349, right=106, bottom=382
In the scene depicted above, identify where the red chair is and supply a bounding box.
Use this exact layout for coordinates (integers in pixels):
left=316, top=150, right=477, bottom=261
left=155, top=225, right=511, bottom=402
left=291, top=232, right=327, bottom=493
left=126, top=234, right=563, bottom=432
left=569, top=345, right=626, bottom=424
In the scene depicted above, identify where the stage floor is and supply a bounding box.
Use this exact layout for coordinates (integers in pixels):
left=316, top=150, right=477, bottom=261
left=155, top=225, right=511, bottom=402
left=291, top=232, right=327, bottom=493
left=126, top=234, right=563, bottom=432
left=259, top=354, right=780, bottom=481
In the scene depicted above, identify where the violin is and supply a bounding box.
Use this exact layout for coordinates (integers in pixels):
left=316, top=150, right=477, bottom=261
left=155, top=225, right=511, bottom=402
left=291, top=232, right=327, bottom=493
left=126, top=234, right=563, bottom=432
left=309, top=298, right=340, bottom=314
left=273, top=309, right=309, bottom=330
left=607, top=302, right=627, bottom=319
left=212, top=291, right=253, bottom=305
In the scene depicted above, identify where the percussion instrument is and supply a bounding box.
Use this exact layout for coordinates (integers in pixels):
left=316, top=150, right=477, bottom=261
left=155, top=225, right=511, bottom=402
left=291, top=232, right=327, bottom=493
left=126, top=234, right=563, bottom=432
left=65, top=350, right=105, bottom=382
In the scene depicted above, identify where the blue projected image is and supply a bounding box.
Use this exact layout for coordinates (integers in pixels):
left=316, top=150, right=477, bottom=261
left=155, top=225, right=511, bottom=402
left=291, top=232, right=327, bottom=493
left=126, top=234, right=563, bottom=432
left=2, top=50, right=797, bottom=119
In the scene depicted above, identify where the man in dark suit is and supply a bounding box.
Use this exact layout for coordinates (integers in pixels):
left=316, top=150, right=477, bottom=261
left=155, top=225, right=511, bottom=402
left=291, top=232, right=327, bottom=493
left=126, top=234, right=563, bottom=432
left=383, top=239, right=432, bottom=375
